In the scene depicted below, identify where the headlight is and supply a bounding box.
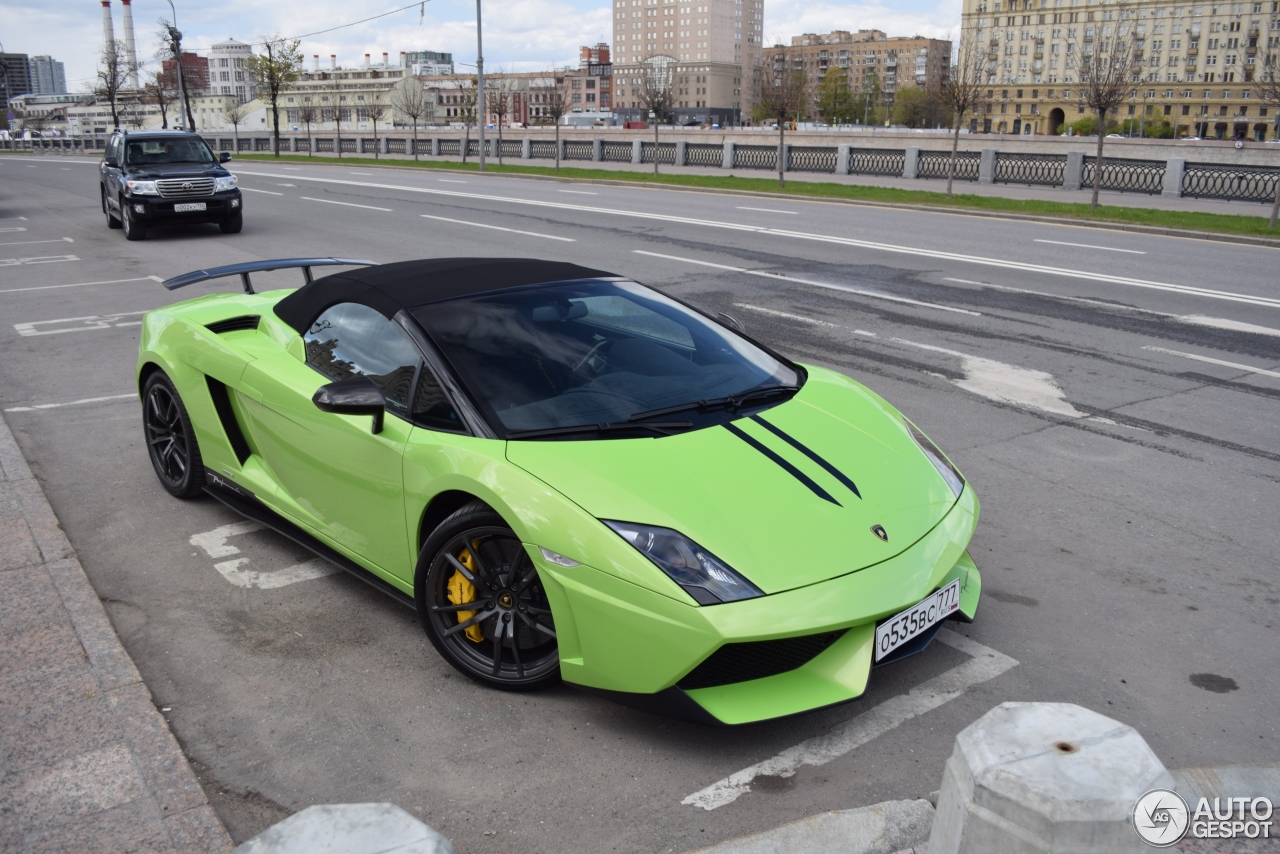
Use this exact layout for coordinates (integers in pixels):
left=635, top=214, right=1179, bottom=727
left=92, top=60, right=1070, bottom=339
left=214, top=175, right=238, bottom=191
left=604, top=521, right=763, bottom=605
left=125, top=179, right=158, bottom=195
left=906, top=420, right=965, bottom=497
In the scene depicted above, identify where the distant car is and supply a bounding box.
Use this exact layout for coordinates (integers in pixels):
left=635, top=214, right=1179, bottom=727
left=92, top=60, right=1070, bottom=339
left=1105, top=133, right=1126, bottom=138
left=1266, top=138, right=1280, bottom=144
left=1181, top=136, right=1203, bottom=141
left=100, top=129, right=242, bottom=241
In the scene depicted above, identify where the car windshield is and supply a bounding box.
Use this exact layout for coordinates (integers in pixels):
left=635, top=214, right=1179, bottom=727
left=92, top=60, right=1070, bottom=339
left=124, top=137, right=216, bottom=165
left=414, top=280, right=801, bottom=438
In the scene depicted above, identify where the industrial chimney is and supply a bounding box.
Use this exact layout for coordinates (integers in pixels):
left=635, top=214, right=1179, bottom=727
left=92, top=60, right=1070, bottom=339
left=330, top=54, right=337, bottom=70
left=101, top=1, right=116, bottom=53
left=120, top=0, right=140, bottom=88
left=382, top=52, right=389, bottom=68
left=364, top=53, right=371, bottom=69
left=313, top=54, right=320, bottom=72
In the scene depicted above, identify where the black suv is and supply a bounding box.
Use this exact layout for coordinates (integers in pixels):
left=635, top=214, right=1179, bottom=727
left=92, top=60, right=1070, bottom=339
left=100, top=129, right=243, bottom=241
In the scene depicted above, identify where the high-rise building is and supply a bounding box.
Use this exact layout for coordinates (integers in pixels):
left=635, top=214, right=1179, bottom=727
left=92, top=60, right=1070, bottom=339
left=1, top=52, right=33, bottom=115
left=404, top=50, right=454, bottom=75
left=209, top=39, right=255, bottom=103
left=28, top=56, right=67, bottom=95
left=958, top=0, right=1279, bottom=139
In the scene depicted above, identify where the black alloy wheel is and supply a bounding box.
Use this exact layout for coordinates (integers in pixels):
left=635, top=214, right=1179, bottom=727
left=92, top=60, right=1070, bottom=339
left=103, top=187, right=121, bottom=229
left=142, top=372, right=205, bottom=498
left=417, top=502, right=559, bottom=690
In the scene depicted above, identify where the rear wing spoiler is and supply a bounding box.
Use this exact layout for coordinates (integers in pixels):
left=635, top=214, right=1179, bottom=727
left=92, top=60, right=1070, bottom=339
left=162, top=258, right=377, bottom=294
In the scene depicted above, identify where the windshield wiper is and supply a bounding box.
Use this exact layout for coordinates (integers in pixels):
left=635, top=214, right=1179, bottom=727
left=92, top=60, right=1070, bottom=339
left=505, top=420, right=693, bottom=440
left=628, top=385, right=800, bottom=422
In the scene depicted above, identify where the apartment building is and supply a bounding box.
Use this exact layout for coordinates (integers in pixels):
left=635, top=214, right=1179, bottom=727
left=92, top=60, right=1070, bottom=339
left=29, top=56, right=67, bottom=95
left=561, top=44, right=615, bottom=122
left=959, top=0, right=1280, bottom=138
left=283, top=56, right=410, bottom=131
left=763, top=31, right=953, bottom=121
left=208, top=40, right=255, bottom=102
left=613, top=0, right=763, bottom=123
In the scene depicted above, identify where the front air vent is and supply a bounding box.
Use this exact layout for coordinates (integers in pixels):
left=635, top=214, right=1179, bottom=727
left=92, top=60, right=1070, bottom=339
left=677, top=631, right=845, bottom=690
left=205, top=315, right=260, bottom=334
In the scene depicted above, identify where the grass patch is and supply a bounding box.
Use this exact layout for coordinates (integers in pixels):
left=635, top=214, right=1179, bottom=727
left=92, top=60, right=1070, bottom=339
left=233, top=152, right=1279, bottom=239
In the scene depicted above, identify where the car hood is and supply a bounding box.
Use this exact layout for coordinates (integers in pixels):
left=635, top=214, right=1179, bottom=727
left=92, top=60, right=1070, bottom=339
left=506, top=367, right=960, bottom=595
left=124, top=164, right=229, bottom=180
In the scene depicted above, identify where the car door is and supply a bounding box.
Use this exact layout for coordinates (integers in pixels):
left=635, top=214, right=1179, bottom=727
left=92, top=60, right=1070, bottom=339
left=102, top=136, right=123, bottom=211
left=237, top=302, right=418, bottom=580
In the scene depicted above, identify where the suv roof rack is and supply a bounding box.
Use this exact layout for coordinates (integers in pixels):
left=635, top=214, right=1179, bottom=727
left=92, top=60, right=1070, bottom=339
left=162, top=258, right=377, bottom=294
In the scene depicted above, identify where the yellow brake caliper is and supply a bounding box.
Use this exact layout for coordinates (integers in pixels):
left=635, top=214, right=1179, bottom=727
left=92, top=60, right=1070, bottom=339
left=446, top=544, right=485, bottom=643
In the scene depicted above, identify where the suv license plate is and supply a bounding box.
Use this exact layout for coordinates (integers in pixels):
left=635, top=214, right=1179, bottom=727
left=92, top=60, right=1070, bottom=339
left=174, top=202, right=206, bottom=212
left=874, top=579, right=960, bottom=662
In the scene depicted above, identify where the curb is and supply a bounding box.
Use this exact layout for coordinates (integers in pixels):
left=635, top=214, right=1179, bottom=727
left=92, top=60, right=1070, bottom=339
left=230, top=154, right=1280, bottom=250
left=683, top=799, right=934, bottom=854
left=0, top=412, right=234, bottom=852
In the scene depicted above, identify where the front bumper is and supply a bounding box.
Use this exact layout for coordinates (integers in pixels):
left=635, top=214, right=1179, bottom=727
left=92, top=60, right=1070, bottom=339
left=124, top=190, right=242, bottom=224
left=536, top=486, right=982, bottom=725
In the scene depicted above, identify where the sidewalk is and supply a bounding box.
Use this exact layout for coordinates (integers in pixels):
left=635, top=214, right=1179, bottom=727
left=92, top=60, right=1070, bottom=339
left=0, top=412, right=233, bottom=852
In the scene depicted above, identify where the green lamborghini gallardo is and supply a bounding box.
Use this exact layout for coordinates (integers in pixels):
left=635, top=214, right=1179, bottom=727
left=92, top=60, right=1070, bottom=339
left=138, top=257, right=981, bottom=725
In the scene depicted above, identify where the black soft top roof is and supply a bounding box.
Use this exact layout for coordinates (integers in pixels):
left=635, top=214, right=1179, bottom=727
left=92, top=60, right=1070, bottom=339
left=272, top=257, right=617, bottom=334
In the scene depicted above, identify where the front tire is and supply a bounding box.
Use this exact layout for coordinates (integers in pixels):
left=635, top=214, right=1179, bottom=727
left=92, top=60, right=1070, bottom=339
left=416, top=501, right=560, bottom=691
left=219, top=211, right=243, bottom=234
left=122, top=200, right=147, bottom=241
left=142, top=372, right=205, bottom=499
left=103, top=187, right=121, bottom=229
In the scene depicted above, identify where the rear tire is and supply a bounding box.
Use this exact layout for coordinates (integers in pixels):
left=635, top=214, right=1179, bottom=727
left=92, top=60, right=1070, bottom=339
left=415, top=501, right=560, bottom=691
left=142, top=372, right=205, bottom=499
left=103, top=187, right=121, bottom=229
left=122, top=201, right=147, bottom=241
left=219, top=211, right=243, bottom=234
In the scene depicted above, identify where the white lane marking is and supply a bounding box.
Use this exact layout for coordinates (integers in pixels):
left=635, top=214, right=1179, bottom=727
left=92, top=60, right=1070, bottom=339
left=438, top=179, right=467, bottom=183
left=1178, top=315, right=1280, bottom=338
left=0, top=255, right=78, bottom=267
left=893, top=338, right=1084, bottom=417
left=4, top=393, right=135, bottom=413
left=419, top=213, right=574, bottom=241
left=25, top=165, right=36, bottom=168
left=349, top=171, right=373, bottom=175
left=281, top=167, right=300, bottom=170
left=1034, top=238, right=1146, bottom=254
left=558, top=189, right=598, bottom=195
left=0, top=237, right=74, bottom=247
left=274, top=183, right=297, bottom=187
left=14, top=310, right=147, bottom=336
left=191, top=522, right=264, bottom=558
left=0, top=216, right=30, bottom=220
left=1142, top=346, right=1280, bottom=380
left=0, top=275, right=161, bottom=296
left=215, top=557, right=337, bottom=590
left=241, top=187, right=284, bottom=195
left=682, top=630, right=1018, bottom=811
left=300, top=196, right=393, bottom=211
left=635, top=250, right=979, bottom=316
left=737, top=206, right=798, bottom=215
left=733, top=303, right=837, bottom=326
left=0, top=227, right=28, bottom=233
left=234, top=168, right=1280, bottom=310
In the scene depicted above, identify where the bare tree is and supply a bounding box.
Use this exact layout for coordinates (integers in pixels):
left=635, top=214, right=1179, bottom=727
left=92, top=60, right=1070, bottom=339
left=490, top=80, right=510, bottom=165
left=1075, top=6, right=1139, bottom=209
left=224, top=101, right=249, bottom=153
left=246, top=34, right=304, bottom=157
left=366, top=97, right=388, bottom=159
left=332, top=79, right=346, bottom=159
left=390, top=78, right=429, bottom=160
left=635, top=55, right=677, bottom=177
left=756, top=45, right=807, bottom=188
left=456, top=79, right=478, bottom=164
left=1252, top=50, right=1280, bottom=227
left=297, top=102, right=317, bottom=156
left=542, top=73, right=569, bottom=172
left=939, top=34, right=986, bottom=198
left=94, top=40, right=131, bottom=129
left=143, top=68, right=175, bottom=128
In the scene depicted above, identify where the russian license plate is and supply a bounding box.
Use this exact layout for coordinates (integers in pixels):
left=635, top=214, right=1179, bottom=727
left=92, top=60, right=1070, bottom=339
left=174, top=202, right=206, bottom=212
left=874, top=579, right=961, bottom=662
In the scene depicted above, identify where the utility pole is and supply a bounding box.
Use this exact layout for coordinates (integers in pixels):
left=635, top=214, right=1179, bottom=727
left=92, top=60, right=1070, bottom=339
left=476, top=0, right=486, bottom=171
left=165, top=0, right=192, bottom=129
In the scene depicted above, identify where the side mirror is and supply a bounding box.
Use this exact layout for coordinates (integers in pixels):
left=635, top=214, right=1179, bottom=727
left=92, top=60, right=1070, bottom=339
left=104, top=156, right=119, bottom=168
left=219, top=151, right=232, bottom=163
left=717, top=312, right=745, bottom=334
left=312, top=375, right=386, bottom=434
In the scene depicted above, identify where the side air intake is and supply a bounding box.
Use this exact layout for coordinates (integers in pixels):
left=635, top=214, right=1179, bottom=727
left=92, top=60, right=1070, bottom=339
left=677, top=631, right=845, bottom=690
left=205, top=377, right=253, bottom=464
left=205, top=315, right=260, bottom=334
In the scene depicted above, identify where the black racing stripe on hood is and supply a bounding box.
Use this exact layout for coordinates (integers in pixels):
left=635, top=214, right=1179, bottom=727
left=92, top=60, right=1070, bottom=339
left=723, top=423, right=841, bottom=507
left=751, top=415, right=862, bottom=499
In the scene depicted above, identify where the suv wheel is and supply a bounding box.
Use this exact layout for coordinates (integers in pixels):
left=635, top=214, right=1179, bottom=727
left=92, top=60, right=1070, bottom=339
left=219, top=211, right=243, bottom=234
left=122, top=200, right=147, bottom=241
left=103, top=188, right=121, bottom=229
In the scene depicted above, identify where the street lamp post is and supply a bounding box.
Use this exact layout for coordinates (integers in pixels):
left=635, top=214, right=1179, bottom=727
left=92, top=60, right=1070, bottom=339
left=476, top=0, right=485, bottom=171
left=165, top=0, right=192, bottom=130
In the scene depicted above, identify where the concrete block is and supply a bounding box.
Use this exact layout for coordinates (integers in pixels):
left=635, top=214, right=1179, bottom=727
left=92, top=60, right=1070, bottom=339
left=675, top=139, right=687, bottom=167
left=560, top=137, right=568, bottom=161
left=289, top=137, right=298, bottom=153
left=592, top=137, right=603, bottom=161
left=632, top=139, right=643, bottom=164
left=1064, top=150, right=1085, bottom=191
left=723, top=141, right=735, bottom=169
left=521, top=137, right=531, bottom=159
left=233, top=803, right=451, bottom=854
left=929, top=702, right=1172, bottom=854
left=903, top=146, right=921, bottom=179
left=837, top=144, right=851, bottom=175
left=380, top=137, right=389, bottom=155
left=1163, top=157, right=1186, bottom=197
left=979, top=148, right=997, bottom=184
left=782, top=142, right=793, bottom=172
left=686, top=799, right=934, bottom=854
left=430, top=137, right=440, bottom=156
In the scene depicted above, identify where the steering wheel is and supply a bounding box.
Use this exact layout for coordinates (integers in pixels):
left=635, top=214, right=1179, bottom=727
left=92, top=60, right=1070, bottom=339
left=573, top=340, right=610, bottom=378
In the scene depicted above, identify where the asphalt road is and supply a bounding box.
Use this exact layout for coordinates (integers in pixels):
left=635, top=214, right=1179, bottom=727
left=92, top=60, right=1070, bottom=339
left=1, top=154, right=1278, bottom=852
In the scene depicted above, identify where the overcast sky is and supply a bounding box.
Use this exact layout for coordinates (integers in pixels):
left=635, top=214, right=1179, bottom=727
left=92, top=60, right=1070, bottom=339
left=6, top=0, right=959, bottom=92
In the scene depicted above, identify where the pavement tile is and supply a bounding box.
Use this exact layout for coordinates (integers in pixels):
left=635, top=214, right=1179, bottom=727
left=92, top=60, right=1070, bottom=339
left=109, top=682, right=209, bottom=817
left=0, top=621, right=86, bottom=679
left=0, top=691, right=121, bottom=773
left=0, top=568, right=64, bottom=635
left=0, top=742, right=147, bottom=836
left=0, top=657, right=99, bottom=719
left=8, top=478, right=73, bottom=564
left=0, top=514, right=40, bottom=573
left=165, top=806, right=237, bottom=854
left=23, top=795, right=173, bottom=854
left=45, top=558, right=142, bottom=691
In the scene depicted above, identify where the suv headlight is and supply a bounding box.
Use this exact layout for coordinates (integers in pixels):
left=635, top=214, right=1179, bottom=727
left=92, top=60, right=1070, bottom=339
left=214, top=175, right=238, bottom=192
left=906, top=420, right=964, bottom=497
left=125, top=179, right=159, bottom=195
left=604, top=521, right=763, bottom=605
